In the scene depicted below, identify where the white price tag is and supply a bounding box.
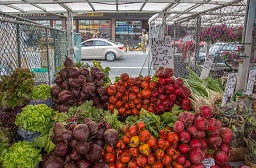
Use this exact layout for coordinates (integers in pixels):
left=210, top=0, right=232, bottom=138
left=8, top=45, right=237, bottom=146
left=151, top=36, right=174, bottom=70
left=202, top=158, right=215, bottom=168
left=245, top=70, right=256, bottom=95
left=200, top=55, right=214, bottom=79
left=221, top=73, right=237, bottom=106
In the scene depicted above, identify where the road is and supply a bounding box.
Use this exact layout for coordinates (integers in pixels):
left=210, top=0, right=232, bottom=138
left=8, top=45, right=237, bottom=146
left=82, top=51, right=155, bottom=82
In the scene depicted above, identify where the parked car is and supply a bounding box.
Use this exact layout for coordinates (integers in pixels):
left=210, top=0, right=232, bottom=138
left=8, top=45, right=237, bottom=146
left=197, top=42, right=241, bottom=71
left=80, top=38, right=125, bottom=61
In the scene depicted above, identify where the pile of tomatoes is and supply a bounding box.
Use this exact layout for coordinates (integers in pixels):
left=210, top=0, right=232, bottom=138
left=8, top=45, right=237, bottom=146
left=106, top=73, right=155, bottom=115
left=103, top=122, right=183, bottom=168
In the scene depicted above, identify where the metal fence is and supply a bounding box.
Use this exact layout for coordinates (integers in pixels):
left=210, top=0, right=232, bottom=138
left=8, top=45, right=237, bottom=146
left=172, top=1, right=247, bottom=78
left=0, top=12, right=68, bottom=84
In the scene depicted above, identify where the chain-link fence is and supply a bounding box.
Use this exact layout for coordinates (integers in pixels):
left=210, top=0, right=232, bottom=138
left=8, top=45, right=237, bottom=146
left=0, top=12, right=68, bottom=84
left=172, top=1, right=247, bottom=78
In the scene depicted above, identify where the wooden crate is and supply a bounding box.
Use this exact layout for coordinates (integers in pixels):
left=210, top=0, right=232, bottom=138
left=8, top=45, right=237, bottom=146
left=229, top=147, right=248, bottom=161
left=245, top=155, right=256, bottom=168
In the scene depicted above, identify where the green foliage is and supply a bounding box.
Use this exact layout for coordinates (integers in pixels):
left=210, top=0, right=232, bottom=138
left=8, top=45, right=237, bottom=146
left=31, top=84, right=51, bottom=100
left=0, top=128, right=9, bottom=156
left=15, top=104, right=53, bottom=133
left=0, top=68, right=35, bottom=109
left=32, top=128, right=55, bottom=154
left=0, top=141, right=42, bottom=168
left=92, top=60, right=111, bottom=86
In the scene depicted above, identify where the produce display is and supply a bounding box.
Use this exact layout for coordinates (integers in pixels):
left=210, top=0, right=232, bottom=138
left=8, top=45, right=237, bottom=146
left=1, top=57, right=255, bottom=168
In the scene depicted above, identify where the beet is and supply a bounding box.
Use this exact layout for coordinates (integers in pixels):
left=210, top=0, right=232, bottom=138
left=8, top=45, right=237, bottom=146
left=43, top=156, right=64, bottom=168
left=70, top=79, right=80, bottom=89
left=190, top=148, right=205, bottom=165
left=80, top=68, right=90, bottom=77
left=70, top=139, right=78, bottom=149
left=76, top=75, right=87, bottom=86
left=72, top=88, right=80, bottom=98
left=51, top=86, right=61, bottom=98
left=208, top=135, right=222, bottom=149
left=53, top=104, right=60, bottom=111
left=58, top=90, right=73, bottom=103
left=64, top=56, right=74, bottom=68
left=189, top=139, right=202, bottom=148
left=54, top=142, right=69, bottom=157
left=94, top=139, right=105, bottom=148
left=195, top=131, right=206, bottom=139
left=100, top=95, right=109, bottom=102
left=86, top=76, right=95, bottom=83
left=87, top=121, right=98, bottom=135
left=184, top=160, right=192, bottom=168
left=214, top=151, right=229, bottom=165
left=86, top=144, right=103, bottom=163
left=195, top=116, right=208, bottom=131
left=94, top=71, right=105, bottom=80
left=54, top=75, right=63, bottom=85
left=104, top=128, right=118, bottom=146
left=54, top=122, right=66, bottom=137
left=95, top=128, right=104, bottom=139
left=96, top=87, right=106, bottom=96
left=77, top=160, right=92, bottom=168
left=83, top=83, right=96, bottom=95
left=221, top=127, right=233, bottom=144
left=61, top=130, right=73, bottom=143
left=208, top=118, right=222, bottom=134
left=93, top=163, right=108, bottom=168
left=59, top=68, right=70, bottom=78
left=73, top=124, right=90, bottom=141
left=70, top=150, right=81, bottom=161
left=83, top=118, right=92, bottom=125
left=59, top=104, right=71, bottom=112
left=90, top=67, right=101, bottom=77
left=178, top=143, right=190, bottom=154
left=94, top=79, right=104, bottom=87
left=64, top=155, right=71, bottom=164
left=173, top=121, right=185, bottom=132
left=176, top=155, right=186, bottom=165
left=200, top=105, right=213, bottom=119
left=80, top=92, right=90, bottom=100
left=69, top=67, right=81, bottom=78
left=76, top=141, right=90, bottom=155
left=64, top=163, right=78, bottom=168
left=60, top=80, right=71, bottom=90
left=179, top=130, right=191, bottom=143
left=187, top=125, right=198, bottom=136
left=66, top=97, right=76, bottom=105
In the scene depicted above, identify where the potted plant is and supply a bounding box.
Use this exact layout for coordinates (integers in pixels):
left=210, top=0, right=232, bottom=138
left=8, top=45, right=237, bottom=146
left=0, top=68, right=35, bottom=111
left=29, top=84, right=52, bottom=107
left=15, top=104, right=54, bottom=142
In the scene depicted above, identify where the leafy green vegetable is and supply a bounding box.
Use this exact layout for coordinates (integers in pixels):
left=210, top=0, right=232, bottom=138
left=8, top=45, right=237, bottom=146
left=30, top=84, right=51, bottom=100
left=15, top=104, right=54, bottom=133
left=32, top=128, right=55, bottom=154
left=103, top=110, right=123, bottom=132
left=0, top=141, right=42, bottom=168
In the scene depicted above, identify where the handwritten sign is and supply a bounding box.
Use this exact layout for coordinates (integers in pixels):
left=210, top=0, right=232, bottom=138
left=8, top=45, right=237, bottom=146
left=202, top=158, right=215, bottom=168
left=246, top=70, right=256, bottom=95
left=151, top=36, right=174, bottom=69
left=200, top=55, right=214, bottom=79
left=221, top=73, right=237, bottom=106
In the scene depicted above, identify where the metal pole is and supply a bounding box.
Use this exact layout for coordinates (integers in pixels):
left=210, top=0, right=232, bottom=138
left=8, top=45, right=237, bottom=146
left=195, top=15, right=201, bottom=66
left=53, top=31, right=58, bottom=74
left=66, top=11, right=74, bottom=60
left=45, top=28, right=51, bottom=85
left=236, top=0, right=256, bottom=91
left=16, top=24, right=21, bottom=68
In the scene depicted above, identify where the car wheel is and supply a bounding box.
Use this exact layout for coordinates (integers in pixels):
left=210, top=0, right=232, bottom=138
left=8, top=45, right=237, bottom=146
left=105, top=51, right=116, bottom=61
left=129, top=46, right=134, bottom=51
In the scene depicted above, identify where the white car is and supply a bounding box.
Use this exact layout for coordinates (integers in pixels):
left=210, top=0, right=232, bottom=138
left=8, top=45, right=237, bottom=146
left=80, top=38, right=125, bottom=61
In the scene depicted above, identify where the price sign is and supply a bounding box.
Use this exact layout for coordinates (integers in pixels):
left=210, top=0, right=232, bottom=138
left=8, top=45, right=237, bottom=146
left=200, top=55, right=214, bottom=79
left=151, top=36, right=174, bottom=69
left=246, top=70, right=256, bottom=95
left=221, top=73, right=237, bottom=106
left=202, top=158, right=215, bottom=168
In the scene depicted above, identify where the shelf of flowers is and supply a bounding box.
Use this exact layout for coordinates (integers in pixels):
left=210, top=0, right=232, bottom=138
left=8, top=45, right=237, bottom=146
left=0, top=57, right=255, bottom=168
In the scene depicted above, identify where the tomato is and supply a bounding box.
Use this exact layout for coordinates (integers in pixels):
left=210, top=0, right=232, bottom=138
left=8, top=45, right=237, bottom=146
left=136, top=104, right=142, bottom=110
left=113, top=82, right=119, bottom=87
left=152, top=161, right=164, bottom=168
left=139, top=130, right=150, bottom=142
left=147, top=136, right=157, bottom=148
left=122, top=95, right=129, bottom=102
left=127, top=160, right=137, bottom=168
left=131, top=108, right=139, bottom=115
left=105, top=144, right=114, bottom=153
left=131, top=85, right=140, bottom=93
left=122, top=125, right=129, bottom=134
left=173, top=162, right=183, bottom=168
left=116, top=91, right=123, bottom=100
left=122, top=135, right=130, bottom=144
left=137, top=92, right=142, bottom=98
left=144, top=165, right=151, bottom=168
left=127, top=78, right=135, bottom=86
left=166, top=147, right=176, bottom=156
left=136, top=154, right=148, bottom=167
left=162, top=154, right=172, bottom=166
left=167, top=132, right=179, bottom=145
left=107, top=103, right=115, bottom=111
left=129, top=147, right=139, bottom=157
left=116, top=161, right=126, bottom=168
left=116, top=149, right=124, bottom=157
left=148, top=81, right=155, bottom=90
left=109, top=95, right=117, bottom=104
left=104, top=152, right=115, bottom=163
left=147, top=106, right=155, bottom=113
left=109, top=162, right=116, bottom=168
left=166, top=166, right=174, bottom=168
left=118, top=80, right=124, bottom=85
left=142, top=98, right=150, bottom=105
left=147, top=155, right=155, bottom=165
left=128, top=101, right=136, bottom=109
left=155, top=149, right=165, bottom=160
left=118, top=85, right=126, bottom=93
left=141, top=104, right=148, bottom=111
left=141, top=81, right=149, bottom=89
left=133, top=98, right=141, bottom=105
left=126, top=109, right=131, bottom=115
left=137, top=121, right=145, bottom=131
left=129, top=93, right=137, bottom=100
left=115, top=100, right=123, bottom=108
left=159, top=129, right=168, bottom=139
left=158, top=139, right=170, bottom=150
left=128, top=125, right=138, bottom=136
left=106, top=85, right=117, bottom=96
left=118, top=107, right=126, bottom=116
left=172, top=152, right=180, bottom=160
left=120, top=73, right=129, bottom=81
left=116, top=140, right=126, bottom=149
left=124, top=103, right=130, bottom=110
left=120, top=151, right=131, bottom=163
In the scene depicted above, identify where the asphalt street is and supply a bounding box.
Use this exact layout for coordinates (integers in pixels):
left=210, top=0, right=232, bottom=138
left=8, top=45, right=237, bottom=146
left=82, top=50, right=155, bottom=82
